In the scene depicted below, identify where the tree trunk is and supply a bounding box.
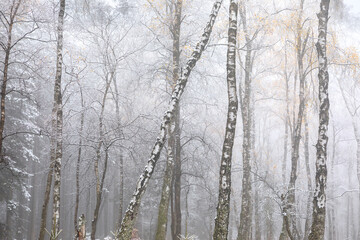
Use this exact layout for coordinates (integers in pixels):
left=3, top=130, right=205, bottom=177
left=171, top=1, right=183, bottom=239
left=303, top=108, right=312, bottom=240
left=280, top=2, right=308, bottom=238
left=91, top=75, right=112, bottom=240
left=238, top=2, right=252, bottom=239
left=172, top=105, right=182, bottom=239
left=113, top=75, right=124, bottom=230
left=155, top=121, right=175, bottom=240
left=74, top=81, right=85, bottom=237
left=155, top=1, right=183, bottom=239
left=283, top=43, right=290, bottom=187
left=50, top=0, right=66, bottom=238
left=308, top=0, right=330, bottom=239
left=213, top=0, right=238, bottom=239
left=115, top=1, right=223, bottom=239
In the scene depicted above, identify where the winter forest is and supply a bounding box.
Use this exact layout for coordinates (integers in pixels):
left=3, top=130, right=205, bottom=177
left=1, top=0, right=360, bottom=239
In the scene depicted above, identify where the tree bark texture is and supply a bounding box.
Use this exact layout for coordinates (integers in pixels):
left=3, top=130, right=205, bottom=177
left=112, top=76, right=125, bottom=230
left=116, top=1, right=224, bottom=239
left=155, top=121, right=175, bottom=240
left=50, top=0, right=66, bottom=238
left=213, top=0, right=238, bottom=239
left=171, top=1, right=183, bottom=238
left=74, top=81, right=85, bottom=236
left=238, top=2, right=252, bottom=239
left=304, top=111, right=312, bottom=240
left=308, top=0, right=330, bottom=239
left=156, top=1, right=182, bottom=239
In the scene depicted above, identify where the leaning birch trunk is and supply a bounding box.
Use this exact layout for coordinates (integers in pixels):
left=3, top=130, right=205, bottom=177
left=308, top=0, right=330, bottom=239
left=155, top=1, right=182, bottom=239
left=155, top=121, right=175, bottom=240
left=238, top=1, right=253, bottom=239
left=51, top=0, right=66, bottom=238
left=213, top=0, right=238, bottom=239
left=115, top=1, right=223, bottom=239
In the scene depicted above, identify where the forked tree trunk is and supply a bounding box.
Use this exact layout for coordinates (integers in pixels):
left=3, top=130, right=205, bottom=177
left=308, top=0, right=330, bottom=239
left=116, top=1, right=224, bottom=239
left=50, top=0, right=66, bottom=238
left=213, top=0, right=238, bottom=239
left=280, top=1, right=309, bottom=238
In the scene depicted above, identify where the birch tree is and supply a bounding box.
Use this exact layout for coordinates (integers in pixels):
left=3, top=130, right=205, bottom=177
left=308, top=0, right=330, bottom=239
left=213, top=0, right=238, bottom=239
left=50, top=0, right=66, bottom=238
left=116, top=1, right=224, bottom=238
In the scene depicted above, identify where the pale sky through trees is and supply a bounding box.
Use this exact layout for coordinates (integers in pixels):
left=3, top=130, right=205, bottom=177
left=1, top=0, right=360, bottom=239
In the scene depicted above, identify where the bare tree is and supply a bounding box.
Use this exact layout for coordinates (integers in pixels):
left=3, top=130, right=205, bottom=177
left=155, top=0, right=183, bottom=239
left=308, top=0, right=330, bottom=239
left=213, top=0, right=238, bottom=239
left=116, top=1, right=224, bottom=238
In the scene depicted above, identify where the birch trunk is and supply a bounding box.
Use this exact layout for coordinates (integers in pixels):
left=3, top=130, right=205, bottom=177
left=213, top=0, right=238, bottom=239
left=308, top=0, right=330, bottom=239
left=74, top=81, right=85, bottom=237
left=50, top=0, right=66, bottom=238
left=238, top=1, right=253, bottom=239
left=116, top=1, right=223, bottom=238
left=155, top=121, right=175, bottom=240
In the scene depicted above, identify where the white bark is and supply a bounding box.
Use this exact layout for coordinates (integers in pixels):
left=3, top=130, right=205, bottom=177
left=309, top=0, right=330, bottom=239
left=116, top=1, right=224, bottom=239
